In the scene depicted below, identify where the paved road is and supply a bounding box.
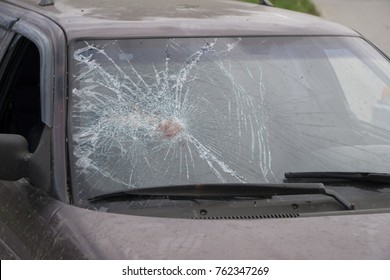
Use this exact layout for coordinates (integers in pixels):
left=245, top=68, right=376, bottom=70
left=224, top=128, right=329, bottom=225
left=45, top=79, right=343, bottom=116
left=311, top=0, right=390, bottom=56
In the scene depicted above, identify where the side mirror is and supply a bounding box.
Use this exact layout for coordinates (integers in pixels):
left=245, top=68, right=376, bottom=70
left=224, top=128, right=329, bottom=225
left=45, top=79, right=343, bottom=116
left=0, top=134, right=31, bottom=181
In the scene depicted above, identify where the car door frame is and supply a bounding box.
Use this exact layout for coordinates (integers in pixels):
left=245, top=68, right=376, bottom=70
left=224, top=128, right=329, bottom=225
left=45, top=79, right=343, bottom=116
left=0, top=2, right=69, bottom=259
left=0, top=2, right=68, bottom=202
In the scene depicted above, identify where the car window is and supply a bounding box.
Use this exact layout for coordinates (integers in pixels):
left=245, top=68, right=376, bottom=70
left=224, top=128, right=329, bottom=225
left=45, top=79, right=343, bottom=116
left=325, top=47, right=390, bottom=123
left=69, top=36, right=390, bottom=202
left=0, top=36, right=44, bottom=152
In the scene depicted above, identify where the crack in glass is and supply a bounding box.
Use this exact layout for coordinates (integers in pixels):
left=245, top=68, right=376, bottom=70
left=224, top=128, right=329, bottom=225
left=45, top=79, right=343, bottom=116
left=71, top=38, right=274, bottom=197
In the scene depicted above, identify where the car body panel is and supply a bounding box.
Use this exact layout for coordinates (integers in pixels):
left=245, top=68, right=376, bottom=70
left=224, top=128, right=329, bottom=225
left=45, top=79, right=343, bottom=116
left=2, top=180, right=390, bottom=259
left=6, top=0, right=358, bottom=41
left=0, top=180, right=64, bottom=259
left=0, top=2, right=69, bottom=201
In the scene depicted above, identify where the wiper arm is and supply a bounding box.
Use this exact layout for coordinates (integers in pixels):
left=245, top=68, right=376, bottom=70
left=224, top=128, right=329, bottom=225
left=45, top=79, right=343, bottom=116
left=285, top=172, right=390, bottom=184
left=88, top=183, right=354, bottom=210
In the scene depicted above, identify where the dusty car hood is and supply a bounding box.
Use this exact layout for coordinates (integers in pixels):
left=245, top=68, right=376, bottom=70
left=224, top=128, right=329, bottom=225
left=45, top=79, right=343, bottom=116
left=41, top=203, right=390, bottom=259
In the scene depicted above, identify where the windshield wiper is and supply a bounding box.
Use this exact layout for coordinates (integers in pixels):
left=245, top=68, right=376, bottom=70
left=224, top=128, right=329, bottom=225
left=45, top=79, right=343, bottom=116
left=88, top=183, right=354, bottom=210
left=285, top=172, right=390, bottom=184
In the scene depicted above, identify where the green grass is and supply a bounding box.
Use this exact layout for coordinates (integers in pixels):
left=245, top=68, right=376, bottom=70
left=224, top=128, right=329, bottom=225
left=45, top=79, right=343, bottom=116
left=238, top=0, right=320, bottom=16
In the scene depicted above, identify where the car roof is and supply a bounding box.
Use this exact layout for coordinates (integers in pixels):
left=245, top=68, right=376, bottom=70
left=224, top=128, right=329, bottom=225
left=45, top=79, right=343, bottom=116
left=4, top=0, right=359, bottom=42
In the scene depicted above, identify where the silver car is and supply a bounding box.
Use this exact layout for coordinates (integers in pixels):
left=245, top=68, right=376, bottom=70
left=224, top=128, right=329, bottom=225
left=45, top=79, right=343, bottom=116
left=1, top=0, right=390, bottom=259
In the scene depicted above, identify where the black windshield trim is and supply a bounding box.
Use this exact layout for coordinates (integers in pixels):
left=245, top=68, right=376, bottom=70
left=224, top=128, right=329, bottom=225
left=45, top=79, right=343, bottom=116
left=88, top=183, right=354, bottom=210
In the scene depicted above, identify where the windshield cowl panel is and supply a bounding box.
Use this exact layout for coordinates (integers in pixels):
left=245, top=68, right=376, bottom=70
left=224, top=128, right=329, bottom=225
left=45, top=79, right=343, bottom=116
left=69, top=36, right=390, bottom=211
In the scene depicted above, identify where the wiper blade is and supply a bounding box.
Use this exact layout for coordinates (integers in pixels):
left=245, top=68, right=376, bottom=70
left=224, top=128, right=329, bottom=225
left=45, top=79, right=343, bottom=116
left=285, top=172, right=390, bottom=184
left=88, top=183, right=354, bottom=210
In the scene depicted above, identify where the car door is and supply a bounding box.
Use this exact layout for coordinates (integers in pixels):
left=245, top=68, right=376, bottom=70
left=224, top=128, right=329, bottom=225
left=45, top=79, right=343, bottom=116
left=0, top=3, right=68, bottom=259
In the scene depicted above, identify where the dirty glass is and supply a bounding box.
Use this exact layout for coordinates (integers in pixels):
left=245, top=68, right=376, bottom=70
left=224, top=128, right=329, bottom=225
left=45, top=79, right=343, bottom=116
left=70, top=37, right=390, bottom=201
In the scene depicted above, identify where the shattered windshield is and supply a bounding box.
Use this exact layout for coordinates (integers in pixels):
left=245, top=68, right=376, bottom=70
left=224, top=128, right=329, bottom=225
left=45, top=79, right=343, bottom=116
left=70, top=36, right=390, bottom=202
